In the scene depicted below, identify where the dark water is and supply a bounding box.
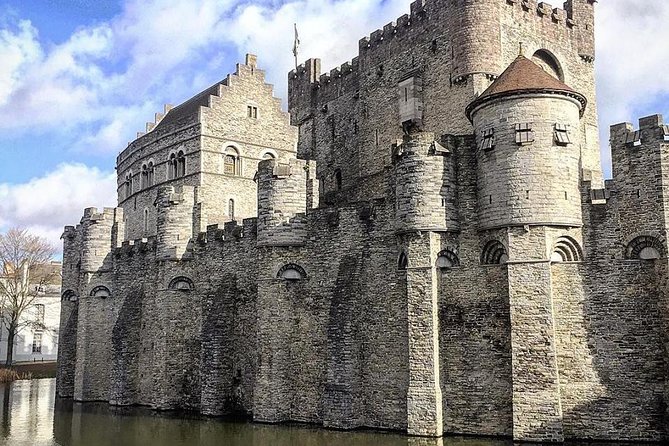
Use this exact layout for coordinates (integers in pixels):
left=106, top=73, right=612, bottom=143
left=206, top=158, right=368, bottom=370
left=0, top=379, right=644, bottom=446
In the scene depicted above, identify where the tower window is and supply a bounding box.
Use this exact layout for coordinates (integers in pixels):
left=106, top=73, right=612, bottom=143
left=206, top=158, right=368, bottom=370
left=229, top=199, right=235, bottom=221
left=515, top=123, right=535, bottom=145
left=141, top=164, right=149, bottom=189
left=334, top=169, right=342, bottom=191
left=176, top=151, right=186, bottom=177
left=554, top=124, right=572, bottom=146
left=143, top=208, right=149, bottom=233
left=124, top=172, right=133, bottom=199
left=168, top=153, right=176, bottom=179
left=247, top=105, right=258, bottom=119
left=148, top=161, right=155, bottom=186
left=480, top=129, right=495, bottom=151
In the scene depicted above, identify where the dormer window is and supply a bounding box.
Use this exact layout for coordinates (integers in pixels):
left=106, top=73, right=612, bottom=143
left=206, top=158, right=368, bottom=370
left=515, top=123, right=535, bottom=145
left=554, top=124, right=572, bottom=146
left=480, top=129, right=495, bottom=151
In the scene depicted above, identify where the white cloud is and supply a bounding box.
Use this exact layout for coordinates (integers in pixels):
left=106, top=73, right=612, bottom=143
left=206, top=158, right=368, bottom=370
left=595, top=1, right=669, bottom=174
left=0, top=163, right=117, bottom=250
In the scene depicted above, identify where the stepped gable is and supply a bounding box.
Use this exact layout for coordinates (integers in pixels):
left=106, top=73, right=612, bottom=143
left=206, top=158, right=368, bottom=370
left=155, top=79, right=227, bottom=130
left=466, top=55, right=587, bottom=121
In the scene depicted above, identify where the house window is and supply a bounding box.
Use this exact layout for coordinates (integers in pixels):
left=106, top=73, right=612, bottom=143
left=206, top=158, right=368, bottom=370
left=480, top=129, right=495, bottom=151
left=32, top=332, right=42, bottom=354
left=229, top=199, right=235, bottom=221
left=247, top=105, right=258, bottom=119
left=515, top=123, right=535, bottom=145
left=35, top=304, right=45, bottom=325
left=176, top=150, right=186, bottom=177
left=554, top=124, right=572, bottom=146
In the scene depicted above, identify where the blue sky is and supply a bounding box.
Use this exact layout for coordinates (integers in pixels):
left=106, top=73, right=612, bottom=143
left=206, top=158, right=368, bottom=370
left=0, top=0, right=667, bottom=248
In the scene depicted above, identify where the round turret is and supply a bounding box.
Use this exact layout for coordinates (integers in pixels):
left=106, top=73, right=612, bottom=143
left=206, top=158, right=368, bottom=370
left=466, top=55, right=587, bottom=230
left=394, top=131, right=457, bottom=232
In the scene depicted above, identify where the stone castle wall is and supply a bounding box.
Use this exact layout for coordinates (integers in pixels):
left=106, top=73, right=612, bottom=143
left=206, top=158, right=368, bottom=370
left=57, top=1, right=669, bottom=443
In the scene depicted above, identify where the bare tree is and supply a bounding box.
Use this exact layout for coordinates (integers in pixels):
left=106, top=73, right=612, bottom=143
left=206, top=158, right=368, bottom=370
left=0, top=228, right=56, bottom=365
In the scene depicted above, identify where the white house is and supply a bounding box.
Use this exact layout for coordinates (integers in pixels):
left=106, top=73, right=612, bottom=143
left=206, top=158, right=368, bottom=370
left=0, top=262, right=61, bottom=364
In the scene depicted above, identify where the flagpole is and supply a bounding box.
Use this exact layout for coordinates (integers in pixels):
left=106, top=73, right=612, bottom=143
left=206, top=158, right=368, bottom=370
left=293, top=23, right=300, bottom=69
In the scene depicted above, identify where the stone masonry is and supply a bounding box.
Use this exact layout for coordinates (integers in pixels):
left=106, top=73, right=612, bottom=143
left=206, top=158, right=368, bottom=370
left=57, top=0, right=669, bottom=443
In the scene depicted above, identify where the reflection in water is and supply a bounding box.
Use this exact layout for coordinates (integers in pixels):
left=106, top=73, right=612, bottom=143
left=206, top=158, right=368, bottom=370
left=0, top=379, right=643, bottom=446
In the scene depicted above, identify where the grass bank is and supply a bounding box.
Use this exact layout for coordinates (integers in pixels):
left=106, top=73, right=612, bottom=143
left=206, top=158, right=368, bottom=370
left=0, top=361, right=57, bottom=382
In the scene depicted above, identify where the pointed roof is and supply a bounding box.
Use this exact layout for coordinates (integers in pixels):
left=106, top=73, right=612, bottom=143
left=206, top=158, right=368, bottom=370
left=155, top=79, right=227, bottom=130
left=466, top=55, right=587, bottom=121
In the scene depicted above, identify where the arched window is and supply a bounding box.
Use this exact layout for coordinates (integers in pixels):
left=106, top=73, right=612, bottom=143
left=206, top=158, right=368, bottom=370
left=436, top=249, right=460, bottom=269
left=398, top=251, right=408, bottom=270
left=551, top=236, right=583, bottom=263
left=625, top=235, right=666, bottom=260
left=143, top=208, right=149, bottom=233
left=61, top=290, right=78, bottom=302
left=168, top=276, right=194, bottom=291
left=481, top=240, right=508, bottom=265
left=532, top=49, right=564, bottom=81
left=224, top=147, right=239, bottom=175
left=176, top=150, right=186, bottom=177
left=147, top=161, right=155, bottom=187
left=261, top=151, right=276, bottom=160
left=141, top=164, right=149, bottom=189
left=168, top=153, right=177, bottom=179
left=334, top=169, right=342, bottom=191
left=229, top=199, right=235, bottom=221
left=90, top=286, right=111, bottom=299
left=277, top=263, right=307, bottom=281
left=124, top=172, right=133, bottom=199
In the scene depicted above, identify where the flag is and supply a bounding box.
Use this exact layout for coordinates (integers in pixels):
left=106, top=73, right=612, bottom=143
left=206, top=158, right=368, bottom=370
left=293, top=23, right=300, bottom=66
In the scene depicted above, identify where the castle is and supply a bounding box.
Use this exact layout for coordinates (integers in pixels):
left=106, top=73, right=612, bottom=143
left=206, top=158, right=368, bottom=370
left=55, top=0, right=669, bottom=442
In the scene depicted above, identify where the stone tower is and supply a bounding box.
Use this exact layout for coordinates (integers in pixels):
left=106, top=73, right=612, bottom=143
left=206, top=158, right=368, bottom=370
left=467, top=55, right=587, bottom=442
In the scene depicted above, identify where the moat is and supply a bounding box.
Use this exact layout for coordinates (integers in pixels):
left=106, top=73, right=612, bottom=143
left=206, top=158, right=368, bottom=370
left=0, top=379, right=653, bottom=446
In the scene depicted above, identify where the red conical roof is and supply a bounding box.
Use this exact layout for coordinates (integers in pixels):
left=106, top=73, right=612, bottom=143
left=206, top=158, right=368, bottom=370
left=466, top=55, right=586, bottom=121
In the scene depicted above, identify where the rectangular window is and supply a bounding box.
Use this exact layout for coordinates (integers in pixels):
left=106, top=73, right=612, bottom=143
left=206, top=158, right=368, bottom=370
left=35, top=304, right=45, bottom=325
left=247, top=105, right=258, bottom=119
left=480, top=128, right=495, bottom=151
left=32, top=332, right=42, bottom=354
left=224, top=155, right=236, bottom=175
left=554, top=123, right=572, bottom=146
left=515, top=123, right=535, bottom=145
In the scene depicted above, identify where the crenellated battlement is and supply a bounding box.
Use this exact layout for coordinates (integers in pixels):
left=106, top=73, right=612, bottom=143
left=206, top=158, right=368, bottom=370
left=357, top=0, right=427, bottom=54
left=611, top=115, right=669, bottom=151
left=504, top=0, right=576, bottom=29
